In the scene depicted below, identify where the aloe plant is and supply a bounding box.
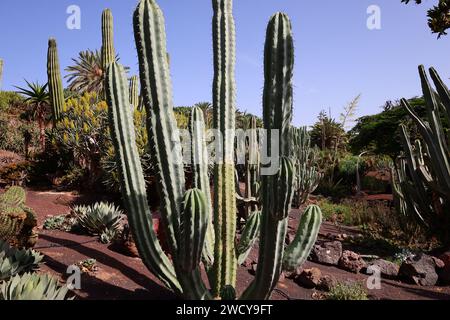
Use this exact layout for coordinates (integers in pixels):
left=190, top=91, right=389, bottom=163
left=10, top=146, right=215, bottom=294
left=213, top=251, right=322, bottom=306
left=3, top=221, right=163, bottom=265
left=106, top=0, right=322, bottom=300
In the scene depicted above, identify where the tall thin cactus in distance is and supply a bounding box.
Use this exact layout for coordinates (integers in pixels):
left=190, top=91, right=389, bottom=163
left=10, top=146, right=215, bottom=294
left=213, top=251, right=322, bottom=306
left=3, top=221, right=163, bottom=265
left=101, top=9, right=116, bottom=73
left=47, top=38, right=65, bottom=125
left=0, top=59, right=3, bottom=90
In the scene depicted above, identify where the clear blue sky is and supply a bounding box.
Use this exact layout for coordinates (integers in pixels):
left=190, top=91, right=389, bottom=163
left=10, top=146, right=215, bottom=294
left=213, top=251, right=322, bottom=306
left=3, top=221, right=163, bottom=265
left=1, top=0, right=449, bottom=127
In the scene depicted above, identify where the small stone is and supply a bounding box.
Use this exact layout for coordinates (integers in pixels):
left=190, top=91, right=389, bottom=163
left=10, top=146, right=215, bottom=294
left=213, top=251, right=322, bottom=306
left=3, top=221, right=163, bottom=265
left=365, top=259, right=399, bottom=279
left=338, top=250, right=367, bottom=273
left=310, top=241, right=343, bottom=266
left=399, top=253, right=444, bottom=286
left=295, top=267, right=322, bottom=289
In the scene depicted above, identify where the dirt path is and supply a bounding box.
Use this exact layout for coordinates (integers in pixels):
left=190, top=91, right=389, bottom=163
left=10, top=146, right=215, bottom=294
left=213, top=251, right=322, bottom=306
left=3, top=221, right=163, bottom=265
left=4, top=188, right=450, bottom=300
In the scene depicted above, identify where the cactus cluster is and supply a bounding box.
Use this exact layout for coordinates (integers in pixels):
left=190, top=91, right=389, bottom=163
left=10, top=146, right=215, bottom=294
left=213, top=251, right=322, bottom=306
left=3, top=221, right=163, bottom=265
left=106, top=0, right=322, bottom=300
left=290, top=127, right=322, bottom=207
left=393, top=65, right=450, bottom=244
left=0, top=187, right=38, bottom=249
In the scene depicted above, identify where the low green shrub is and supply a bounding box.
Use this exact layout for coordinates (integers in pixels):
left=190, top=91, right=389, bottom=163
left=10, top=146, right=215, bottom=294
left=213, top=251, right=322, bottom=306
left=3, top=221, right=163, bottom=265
left=327, top=282, right=368, bottom=300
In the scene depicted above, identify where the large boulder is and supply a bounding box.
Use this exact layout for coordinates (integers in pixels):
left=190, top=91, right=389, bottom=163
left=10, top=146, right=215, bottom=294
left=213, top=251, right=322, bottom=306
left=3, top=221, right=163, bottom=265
left=399, top=253, right=444, bottom=286
left=295, top=267, right=322, bottom=288
left=365, top=259, right=399, bottom=279
left=438, top=251, right=450, bottom=285
left=338, top=250, right=367, bottom=273
left=310, top=241, right=342, bottom=266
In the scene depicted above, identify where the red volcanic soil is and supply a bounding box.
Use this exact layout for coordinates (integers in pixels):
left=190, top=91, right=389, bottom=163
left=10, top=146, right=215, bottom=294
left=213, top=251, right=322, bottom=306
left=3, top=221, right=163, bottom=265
left=3, top=188, right=449, bottom=300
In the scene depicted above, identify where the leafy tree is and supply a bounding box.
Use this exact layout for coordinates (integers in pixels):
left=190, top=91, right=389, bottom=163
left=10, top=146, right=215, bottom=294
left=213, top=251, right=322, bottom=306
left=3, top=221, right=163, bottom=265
left=310, top=111, right=346, bottom=151
left=349, top=98, right=427, bottom=159
left=15, top=80, right=50, bottom=150
left=402, top=0, right=450, bottom=37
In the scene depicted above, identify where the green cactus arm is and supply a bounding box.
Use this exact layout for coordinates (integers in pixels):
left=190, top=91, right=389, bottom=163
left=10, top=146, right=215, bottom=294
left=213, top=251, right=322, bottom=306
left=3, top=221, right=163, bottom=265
left=211, top=0, right=237, bottom=296
left=189, top=107, right=215, bottom=268
left=101, top=9, right=116, bottom=72
left=105, top=61, right=181, bottom=294
left=283, top=205, right=322, bottom=271
left=129, top=75, right=140, bottom=109
left=429, top=67, right=450, bottom=122
left=47, top=38, right=64, bottom=125
left=177, top=188, right=212, bottom=300
left=418, top=65, right=450, bottom=191
left=236, top=210, right=261, bottom=265
left=133, top=0, right=185, bottom=256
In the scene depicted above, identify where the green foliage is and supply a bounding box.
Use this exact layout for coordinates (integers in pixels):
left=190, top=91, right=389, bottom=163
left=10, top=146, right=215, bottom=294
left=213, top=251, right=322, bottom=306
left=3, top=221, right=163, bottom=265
left=72, top=202, right=124, bottom=244
left=402, top=0, right=450, bottom=37
left=0, top=240, right=43, bottom=281
left=0, top=273, right=73, bottom=300
left=43, top=214, right=77, bottom=232
left=349, top=98, right=428, bottom=159
left=0, top=91, right=23, bottom=111
left=310, top=111, right=346, bottom=151
left=327, top=282, right=368, bottom=300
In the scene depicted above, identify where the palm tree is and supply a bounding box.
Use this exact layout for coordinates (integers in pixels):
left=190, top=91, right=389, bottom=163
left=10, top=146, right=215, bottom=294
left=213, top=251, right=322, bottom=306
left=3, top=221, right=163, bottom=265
left=65, top=50, right=129, bottom=95
left=15, top=80, right=50, bottom=150
left=65, top=50, right=103, bottom=94
left=194, top=102, right=213, bottom=128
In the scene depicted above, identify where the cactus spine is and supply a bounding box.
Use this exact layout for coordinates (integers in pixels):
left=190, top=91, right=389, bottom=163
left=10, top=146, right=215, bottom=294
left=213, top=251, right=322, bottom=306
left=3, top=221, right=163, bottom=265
left=211, top=0, right=237, bottom=296
left=129, top=76, right=140, bottom=109
left=101, top=9, right=115, bottom=73
left=47, top=38, right=64, bottom=125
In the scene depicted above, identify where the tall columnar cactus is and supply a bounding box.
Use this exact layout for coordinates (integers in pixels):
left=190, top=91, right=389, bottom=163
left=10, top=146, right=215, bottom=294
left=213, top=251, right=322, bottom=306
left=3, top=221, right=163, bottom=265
left=129, top=76, right=140, bottom=109
left=47, top=38, right=65, bottom=125
left=393, top=65, right=450, bottom=244
left=106, top=0, right=322, bottom=300
left=211, top=0, right=237, bottom=295
left=101, top=9, right=115, bottom=73
left=0, top=59, right=3, bottom=90
left=236, top=116, right=260, bottom=220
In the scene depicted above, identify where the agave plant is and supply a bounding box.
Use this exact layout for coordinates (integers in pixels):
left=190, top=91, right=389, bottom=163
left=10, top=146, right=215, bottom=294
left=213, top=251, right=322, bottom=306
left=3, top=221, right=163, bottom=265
left=0, top=273, right=73, bottom=300
left=0, top=240, right=43, bottom=281
left=72, top=202, right=124, bottom=244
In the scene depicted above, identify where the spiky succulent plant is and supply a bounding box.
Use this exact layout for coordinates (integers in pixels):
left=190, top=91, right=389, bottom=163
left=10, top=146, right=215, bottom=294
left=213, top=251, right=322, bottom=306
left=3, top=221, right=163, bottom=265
left=72, top=202, right=124, bottom=243
left=0, top=240, right=43, bottom=281
left=0, top=273, right=73, bottom=300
